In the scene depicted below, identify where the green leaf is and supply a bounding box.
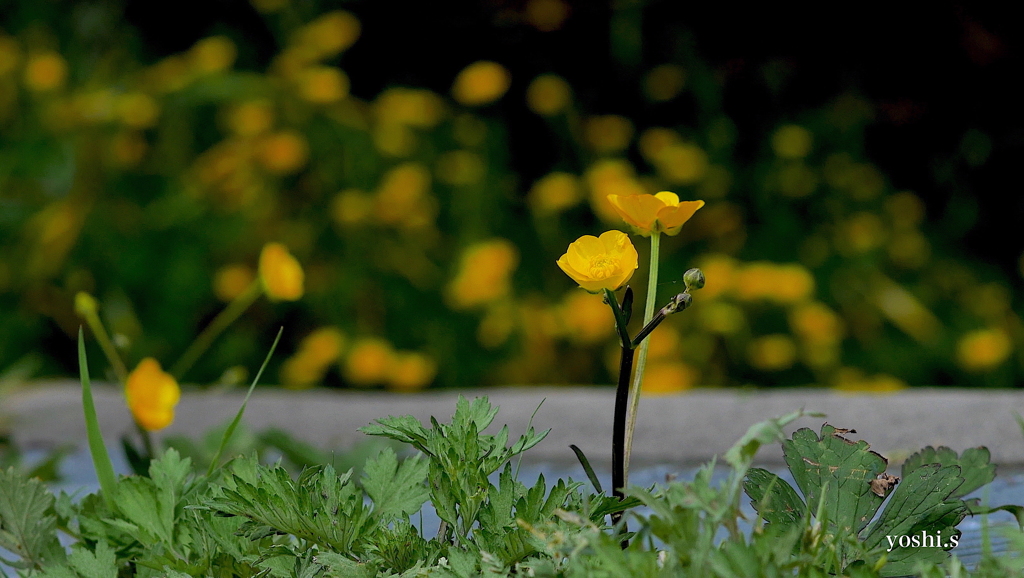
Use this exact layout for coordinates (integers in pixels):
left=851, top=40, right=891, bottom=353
left=743, top=467, right=805, bottom=530
left=361, top=447, right=429, bottom=520
left=0, top=467, right=65, bottom=569
left=569, top=444, right=603, bottom=494
left=902, top=446, right=995, bottom=499
left=78, top=328, right=117, bottom=510
left=723, top=409, right=818, bottom=470
left=783, top=424, right=887, bottom=535
left=66, top=541, right=118, bottom=578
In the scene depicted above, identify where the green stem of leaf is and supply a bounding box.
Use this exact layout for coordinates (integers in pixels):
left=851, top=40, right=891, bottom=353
left=79, top=307, right=128, bottom=385
left=78, top=328, right=118, bottom=509
left=171, top=280, right=262, bottom=382
left=206, top=327, right=283, bottom=477
left=624, top=231, right=660, bottom=487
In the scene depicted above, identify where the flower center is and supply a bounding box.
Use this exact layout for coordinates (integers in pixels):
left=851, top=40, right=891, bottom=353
left=587, top=256, right=616, bottom=278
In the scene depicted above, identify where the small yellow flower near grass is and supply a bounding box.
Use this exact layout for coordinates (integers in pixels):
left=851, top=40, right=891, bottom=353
left=557, top=230, right=638, bottom=293
left=607, top=191, right=704, bottom=236
left=126, top=358, right=181, bottom=431
left=259, top=242, right=304, bottom=301
left=281, top=327, right=345, bottom=389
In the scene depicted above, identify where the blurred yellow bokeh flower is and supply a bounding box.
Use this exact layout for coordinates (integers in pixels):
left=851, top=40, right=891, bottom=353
left=227, top=100, right=274, bottom=137
left=583, top=115, right=634, bottom=154
left=448, top=239, right=519, bottom=309
left=126, top=358, right=180, bottom=431
left=559, top=291, right=613, bottom=344
left=24, top=52, right=67, bottom=92
left=643, top=64, right=686, bottom=102
left=116, top=93, right=160, bottom=129
left=299, top=11, right=361, bottom=59
left=557, top=230, right=638, bottom=293
left=0, top=36, right=20, bottom=77
left=607, top=191, right=704, bottom=236
left=585, top=160, right=647, bottom=223
left=256, top=130, right=309, bottom=174
left=528, top=172, right=582, bottom=216
left=189, top=36, right=236, bottom=75
left=297, top=66, right=349, bottom=104
left=281, top=327, right=346, bottom=388
left=387, top=352, right=438, bottom=391
left=747, top=334, right=797, bottom=371
left=213, top=263, right=256, bottom=302
left=344, top=337, right=395, bottom=385
left=642, top=361, right=697, bottom=395
left=259, top=242, right=304, bottom=301
left=771, top=125, right=813, bottom=159
left=451, top=61, right=510, bottom=106
left=526, top=74, right=571, bottom=116
left=957, top=328, right=1012, bottom=372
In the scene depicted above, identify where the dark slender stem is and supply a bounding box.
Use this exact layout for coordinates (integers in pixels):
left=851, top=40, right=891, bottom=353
left=603, top=288, right=633, bottom=350
left=630, top=309, right=667, bottom=349
left=611, top=344, right=635, bottom=546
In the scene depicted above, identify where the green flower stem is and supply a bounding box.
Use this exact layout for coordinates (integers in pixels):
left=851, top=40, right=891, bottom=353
left=624, top=231, right=661, bottom=487
left=79, top=306, right=128, bottom=385
left=171, top=280, right=263, bottom=381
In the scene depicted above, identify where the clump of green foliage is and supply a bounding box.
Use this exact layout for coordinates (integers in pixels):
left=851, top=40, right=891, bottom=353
left=2, top=395, right=1023, bottom=577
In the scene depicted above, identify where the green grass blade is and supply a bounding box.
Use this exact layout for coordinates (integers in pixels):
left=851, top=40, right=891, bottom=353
left=569, top=444, right=603, bottom=494
left=79, top=327, right=118, bottom=508
left=206, top=327, right=283, bottom=477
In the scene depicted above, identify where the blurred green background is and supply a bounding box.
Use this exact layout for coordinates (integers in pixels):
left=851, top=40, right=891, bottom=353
left=1, top=1, right=1021, bottom=391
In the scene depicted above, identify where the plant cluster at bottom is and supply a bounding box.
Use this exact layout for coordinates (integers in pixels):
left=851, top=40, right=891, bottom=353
left=1, top=396, right=1023, bottom=577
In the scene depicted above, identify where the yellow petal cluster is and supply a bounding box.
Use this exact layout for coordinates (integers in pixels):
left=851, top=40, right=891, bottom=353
left=281, top=327, right=346, bottom=388
left=557, top=230, right=638, bottom=293
left=259, top=242, right=304, bottom=301
left=607, top=191, right=704, bottom=236
left=451, top=61, right=510, bottom=106
left=126, top=358, right=181, bottom=431
left=447, top=239, right=519, bottom=309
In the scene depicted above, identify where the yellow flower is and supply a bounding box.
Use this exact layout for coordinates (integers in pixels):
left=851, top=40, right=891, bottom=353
left=213, top=263, right=255, bottom=302
left=583, top=115, right=634, bottom=154
left=529, top=172, right=582, bottom=216
left=281, top=327, right=346, bottom=388
left=957, top=328, right=1012, bottom=372
left=526, top=74, right=571, bottom=116
left=298, top=11, right=361, bottom=59
left=24, top=52, right=67, bottom=92
left=189, top=36, right=236, bottom=74
left=447, top=239, right=519, bottom=309
left=559, top=291, right=613, bottom=344
left=256, top=130, right=309, bottom=174
left=259, top=242, right=304, bottom=301
left=451, top=61, right=510, bottom=106
left=642, top=361, right=697, bottom=395
left=557, top=230, right=638, bottom=293
left=771, top=125, right=813, bottom=159
left=387, top=352, right=437, bottom=391
left=297, top=66, right=349, bottom=104
left=607, top=191, right=704, bottom=236
left=126, top=358, right=181, bottom=431
left=116, top=93, right=160, bottom=129
left=227, top=100, right=274, bottom=137
left=747, top=334, right=797, bottom=372
left=344, top=337, right=395, bottom=385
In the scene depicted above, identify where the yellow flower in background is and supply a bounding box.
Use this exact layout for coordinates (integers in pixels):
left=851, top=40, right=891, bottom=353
left=189, top=36, right=236, bottom=75
left=448, top=239, right=519, bottom=308
left=559, top=291, right=613, bottom=344
left=0, top=35, right=20, bottom=77
left=957, top=328, right=1012, bottom=372
left=524, top=0, right=570, bottom=31
left=126, top=358, right=180, bottom=431
left=24, top=52, right=67, bottom=92
left=298, top=10, right=361, bottom=59
left=297, top=66, right=349, bottom=104
left=734, top=262, right=814, bottom=304
left=373, top=162, right=433, bottom=226
left=526, top=74, right=571, bottom=116
left=528, top=172, right=582, bottom=216
left=387, top=352, right=437, bottom=391
left=583, top=115, right=634, bottom=154
left=281, top=327, right=346, bottom=388
left=557, top=230, right=638, bottom=293
left=375, top=88, right=444, bottom=128
left=256, top=130, right=309, bottom=174
left=747, top=334, right=797, bottom=371
left=771, top=125, right=813, bottom=159
left=436, top=150, right=485, bottom=185
left=833, top=368, right=907, bottom=394
left=451, top=61, right=510, bottom=106
left=651, top=143, right=708, bottom=185
left=643, top=64, right=686, bottom=102
left=789, top=301, right=844, bottom=345
left=585, top=160, right=647, bottom=223
left=344, top=337, right=395, bottom=385
left=116, top=93, right=160, bottom=129
left=607, top=191, right=704, bottom=236
left=642, top=361, right=697, bottom=395
left=213, top=263, right=256, bottom=302
left=259, top=242, right=304, bottom=301
left=331, top=189, right=374, bottom=225
left=227, top=100, right=274, bottom=137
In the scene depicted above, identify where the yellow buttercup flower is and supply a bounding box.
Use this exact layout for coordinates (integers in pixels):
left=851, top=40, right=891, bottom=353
left=259, top=242, right=304, bottom=301
left=451, top=61, right=510, bottom=106
left=126, top=358, right=181, bottom=431
left=607, top=191, right=704, bottom=236
left=557, top=230, right=638, bottom=293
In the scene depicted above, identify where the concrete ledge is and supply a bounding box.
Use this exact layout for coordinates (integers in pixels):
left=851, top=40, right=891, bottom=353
left=6, top=382, right=1024, bottom=466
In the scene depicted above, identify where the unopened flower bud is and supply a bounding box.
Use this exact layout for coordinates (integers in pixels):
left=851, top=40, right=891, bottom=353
left=663, top=292, right=693, bottom=315
left=683, top=268, right=705, bottom=291
left=74, top=291, right=98, bottom=316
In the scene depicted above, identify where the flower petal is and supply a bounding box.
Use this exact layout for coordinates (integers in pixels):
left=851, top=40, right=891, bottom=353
left=658, top=199, right=705, bottom=235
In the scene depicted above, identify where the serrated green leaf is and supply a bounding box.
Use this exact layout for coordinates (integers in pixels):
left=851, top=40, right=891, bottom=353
left=316, top=551, right=376, bottom=578
left=66, top=541, right=117, bottom=578
left=864, top=464, right=966, bottom=551
left=783, top=424, right=887, bottom=535
left=362, top=447, right=429, bottom=520
left=0, top=467, right=65, bottom=569
left=744, top=467, right=805, bottom=529
left=902, top=446, right=995, bottom=499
